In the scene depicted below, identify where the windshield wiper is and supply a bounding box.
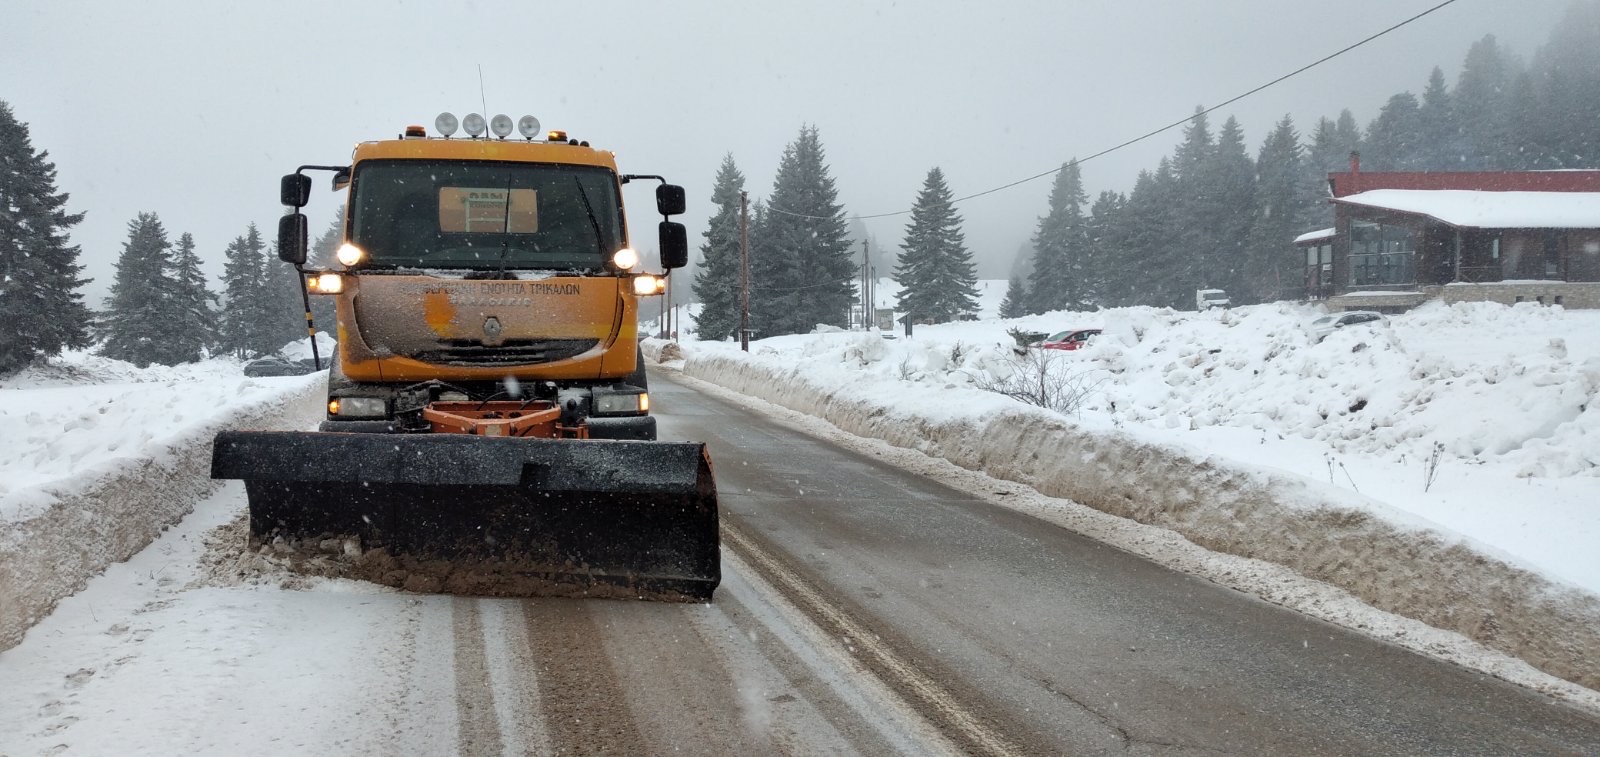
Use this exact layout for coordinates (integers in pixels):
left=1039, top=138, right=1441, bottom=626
left=572, top=175, right=607, bottom=264
left=492, top=171, right=516, bottom=280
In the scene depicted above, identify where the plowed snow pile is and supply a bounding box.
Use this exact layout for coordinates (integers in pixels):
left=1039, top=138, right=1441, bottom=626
left=0, top=349, right=325, bottom=649
left=657, top=297, right=1600, bottom=687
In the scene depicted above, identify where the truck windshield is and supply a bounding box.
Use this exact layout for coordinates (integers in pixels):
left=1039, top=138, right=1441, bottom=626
left=349, top=159, right=624, bottom=271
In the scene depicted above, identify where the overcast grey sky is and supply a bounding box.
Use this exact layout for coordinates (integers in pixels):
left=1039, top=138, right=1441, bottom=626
left=1, top=0, right=1572, bottom=302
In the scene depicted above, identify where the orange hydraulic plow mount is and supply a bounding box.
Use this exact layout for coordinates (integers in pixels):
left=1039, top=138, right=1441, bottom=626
left=421, top=401, right=590, bottom=439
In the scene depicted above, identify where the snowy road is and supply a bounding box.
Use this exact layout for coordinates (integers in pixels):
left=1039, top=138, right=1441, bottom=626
left=3, top=373, right=1600, bottom=755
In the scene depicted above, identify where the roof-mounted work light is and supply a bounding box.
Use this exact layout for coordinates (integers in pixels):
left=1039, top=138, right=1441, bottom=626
left=517, top=115, right=541, bottom=140
left=435, top=112, right=459, bottom=137
left=462, top=113, right=486, bottom=138
left=490, top=114, right=514, bottom=139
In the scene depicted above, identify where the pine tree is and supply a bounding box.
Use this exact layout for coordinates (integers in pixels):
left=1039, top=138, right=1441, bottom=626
left=998, top=275, right=1026, bottom=319
left=894, top=167, right=979, bottom=324
left=1024, top=161, right=1089, bottom=314
left=162, top=232, right=219, bottom=363
left=1171, top=109, right=1217, bottom=292
left=1200, top=116, right=1256, bottom=294
left=1418, top=67, right=1462, bottom=169
left=1456, top=35, right=1519, bottom=169
left=745, top=199, right=794, bottom=339
left=1365, top=92, right=1425, bottom=170
left=752, top=126, right=855, bottom=335
left=1531, top=2, right=1600, bottom=168
left=1247, top=116, right=1308, bottom=304
left=1123, top=160, right=1186, bottom=308
left=218, top=224, right=268, bottom=358
left=0, top=101, right=93, bottom=374
left=263, top=242, right=309, bottom=352
left=692, top=155, right=746, bottom=341
left=101, top=213, right=177, bottom=367
left=1083, top=190, right=1127, bottom=307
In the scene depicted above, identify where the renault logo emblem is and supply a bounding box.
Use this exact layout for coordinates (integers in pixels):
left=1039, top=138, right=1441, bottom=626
left=483, top=316, right=504, bottom=345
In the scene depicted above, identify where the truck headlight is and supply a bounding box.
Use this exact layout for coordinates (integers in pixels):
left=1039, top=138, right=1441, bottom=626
left=633, top=274, right=663, bottom=295
left=593, top=391, right=647, bottom=415
left=308, top=272, right=344, bottom=294
left=329, top=397, right=387, bottom=418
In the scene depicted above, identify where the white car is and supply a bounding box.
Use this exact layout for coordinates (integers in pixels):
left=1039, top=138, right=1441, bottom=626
left=1309, top=310, right=1388, bottom=342
left=1196, top=289, right=1231, bottom=310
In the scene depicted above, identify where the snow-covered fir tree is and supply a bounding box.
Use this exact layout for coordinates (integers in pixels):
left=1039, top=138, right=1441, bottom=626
left=264, top=242, right=310, bottom=350
left=1245, top=116, right=1308, bottom=304
left=101, top=213, right=178, bottom=367
left=692, top=155, right=746, bottom=341
left=218, top=224, right=269, bottom=358
left=1200, top=116, right=1256, bottom=295
left=751, top=126, right=855, bottom=336
left=0, top=100, right=93, bottom=374
left=894, top=167, right=979, bottom=324
left=998, top=275, right=1026, bottom=319
left=161, top=232, right=219, bottom=363
left=1024, top=160, right=1089, bottom=314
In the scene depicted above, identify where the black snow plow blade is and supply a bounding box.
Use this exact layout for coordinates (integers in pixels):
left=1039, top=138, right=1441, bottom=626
left=211, top=431, right=719, bottom=601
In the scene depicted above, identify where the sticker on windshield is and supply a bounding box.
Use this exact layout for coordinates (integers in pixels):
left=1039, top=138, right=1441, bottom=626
left=438, top=187, right=538, bottom=233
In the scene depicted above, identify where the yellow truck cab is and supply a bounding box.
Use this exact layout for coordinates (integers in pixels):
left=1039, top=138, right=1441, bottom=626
left=276, top=113, right=688, bottom=441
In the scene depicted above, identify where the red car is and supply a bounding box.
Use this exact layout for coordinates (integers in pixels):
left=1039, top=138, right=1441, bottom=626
left=1038, top=328, right=1102, bottom=351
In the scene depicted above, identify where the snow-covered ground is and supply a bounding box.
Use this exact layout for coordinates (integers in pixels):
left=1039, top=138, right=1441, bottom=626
left=0, top=347, right=327, bottom=650
left=0, top=350, right=324, bottom=521
left=671, top=282, right=1599, bottom=596
left=654, top=281, right=1600, bottom=687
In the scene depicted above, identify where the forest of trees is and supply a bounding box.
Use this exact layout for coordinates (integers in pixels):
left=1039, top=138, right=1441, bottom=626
left=694, top=6, right=1600, bottom=331
left=8, top=7, right=1600, bottom=369
left=0, top=101, right=329, bottom=373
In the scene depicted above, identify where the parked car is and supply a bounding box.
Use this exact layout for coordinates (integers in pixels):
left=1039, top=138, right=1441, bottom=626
left=243, top=356, right=320, bottom=377
left=1037, top=328, right=1102, bottom=351
left=1195, top=289, right=1231, bottom=310
left=1308, top=310, right=1388, bottom=342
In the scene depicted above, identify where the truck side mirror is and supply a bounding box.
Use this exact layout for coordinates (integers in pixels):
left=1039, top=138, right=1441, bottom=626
left=656, top=184, right=686, bottom=216
left=281, top=173, right=312, bottom=208
left=278, top=213, right=308, bottom=266
left=659, top=221, right=688, bottom=270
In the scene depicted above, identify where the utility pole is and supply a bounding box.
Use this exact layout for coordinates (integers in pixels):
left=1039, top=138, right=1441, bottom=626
left=739, top=190, right=751, bottom=351
left=861, top=240, right=869, bottom=329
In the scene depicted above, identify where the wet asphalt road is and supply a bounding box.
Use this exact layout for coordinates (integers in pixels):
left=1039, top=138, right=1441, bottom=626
left=652, top=373, right=1600, bottom=756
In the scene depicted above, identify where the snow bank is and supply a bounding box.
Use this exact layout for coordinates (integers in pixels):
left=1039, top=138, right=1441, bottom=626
left=648, top=299, right=1600, bottom=688
left=0, top=353, right=327, bottom=651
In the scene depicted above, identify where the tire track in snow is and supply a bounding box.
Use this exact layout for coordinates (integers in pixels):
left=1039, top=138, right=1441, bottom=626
left=480, top=598, right=552, bottom=755
left=721, top=521, right=1023, bottom=757
left=452, top=598, right=506, bottom=756
left=521, top=600, right=647, bottom=754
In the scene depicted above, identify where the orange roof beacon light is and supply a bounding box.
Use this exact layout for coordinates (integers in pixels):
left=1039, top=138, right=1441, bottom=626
left=547, top=129, right=568, bottom=142
left=403, top=125, right=426, bottom=138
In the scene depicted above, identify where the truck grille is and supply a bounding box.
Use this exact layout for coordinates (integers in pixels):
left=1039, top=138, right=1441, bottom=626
left=412, top=339, right=599, bottom=367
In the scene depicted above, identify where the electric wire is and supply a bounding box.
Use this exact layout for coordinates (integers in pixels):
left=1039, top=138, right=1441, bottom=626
left=764, top=0, right=1462, bottom=221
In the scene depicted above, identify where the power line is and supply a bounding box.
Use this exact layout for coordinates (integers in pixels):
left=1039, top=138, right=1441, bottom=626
left=766, top=0, right=1462, bottom=221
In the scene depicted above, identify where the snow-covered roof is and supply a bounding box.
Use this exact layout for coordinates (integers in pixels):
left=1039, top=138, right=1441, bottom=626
left=1334, top=189, right=1600, bottom=229
left=1293, top=227, right=1336, bottom=244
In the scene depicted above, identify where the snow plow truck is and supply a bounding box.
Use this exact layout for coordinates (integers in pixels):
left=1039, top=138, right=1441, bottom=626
left=210, top=113, right=718, bottom=601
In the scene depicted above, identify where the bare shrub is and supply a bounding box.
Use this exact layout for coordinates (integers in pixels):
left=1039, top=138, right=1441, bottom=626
left=970, top=347, right=1104, bottom=415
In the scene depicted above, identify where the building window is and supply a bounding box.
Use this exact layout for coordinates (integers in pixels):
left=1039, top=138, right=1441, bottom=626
left=1349, top=220, right=1416, bottom=287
